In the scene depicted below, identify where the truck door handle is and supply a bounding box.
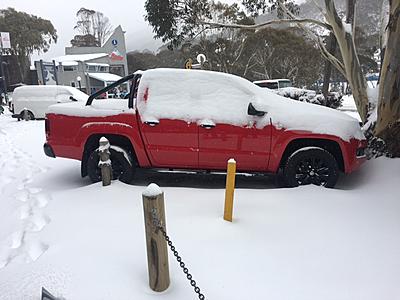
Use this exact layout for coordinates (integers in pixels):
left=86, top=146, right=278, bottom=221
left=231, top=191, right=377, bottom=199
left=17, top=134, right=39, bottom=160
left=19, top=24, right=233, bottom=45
left=144, top=121, right=159, bottom=127
left=200, top=124, right=215, bottom=129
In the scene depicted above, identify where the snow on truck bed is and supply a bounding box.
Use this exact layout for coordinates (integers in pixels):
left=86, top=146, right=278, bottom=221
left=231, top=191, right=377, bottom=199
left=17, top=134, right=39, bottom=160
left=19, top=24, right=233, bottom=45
left=49, top=68, right=363, bottom=141
left=47, top=98, right=134, bottom=117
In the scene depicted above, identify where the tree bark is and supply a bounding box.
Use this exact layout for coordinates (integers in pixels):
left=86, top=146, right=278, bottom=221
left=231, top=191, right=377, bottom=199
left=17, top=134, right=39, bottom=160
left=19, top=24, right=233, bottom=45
left=324, top=0, right=369, bottom=123
left=346, top=0, right=356, bottom=26
left=375, top=0, right=400, bottom=157
left=322, top=33, right=337, bottom=103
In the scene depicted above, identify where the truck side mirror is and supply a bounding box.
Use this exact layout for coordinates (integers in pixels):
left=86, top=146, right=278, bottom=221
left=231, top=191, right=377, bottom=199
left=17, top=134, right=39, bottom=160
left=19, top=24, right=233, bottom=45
left=247, top=102, right=266, bottom=117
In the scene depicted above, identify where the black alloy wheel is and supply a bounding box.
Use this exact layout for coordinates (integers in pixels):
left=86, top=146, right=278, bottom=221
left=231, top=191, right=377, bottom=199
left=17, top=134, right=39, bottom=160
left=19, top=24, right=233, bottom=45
left=283, top=147, right=339, bottom=188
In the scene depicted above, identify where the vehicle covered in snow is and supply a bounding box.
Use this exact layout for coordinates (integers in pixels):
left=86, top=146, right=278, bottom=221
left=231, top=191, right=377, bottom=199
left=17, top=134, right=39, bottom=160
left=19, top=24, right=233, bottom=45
left=11, top=85, right=88, bottom=120
left=253, top=79, right=292, bottom=89
left=44, top=69, right=367, bottom=188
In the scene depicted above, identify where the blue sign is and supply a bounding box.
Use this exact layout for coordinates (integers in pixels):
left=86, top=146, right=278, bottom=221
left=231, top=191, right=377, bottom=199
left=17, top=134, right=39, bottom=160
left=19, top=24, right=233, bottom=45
left=111, top=39, right=118, bottom=46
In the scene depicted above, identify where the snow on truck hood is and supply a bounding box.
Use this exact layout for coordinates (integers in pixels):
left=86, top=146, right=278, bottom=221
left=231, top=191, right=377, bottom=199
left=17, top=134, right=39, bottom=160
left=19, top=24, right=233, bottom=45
left=138, top=68, right=364, bottom=141
left=47, top=99, right=134, bottom=117
left=252, top=90, right=365, bottom=141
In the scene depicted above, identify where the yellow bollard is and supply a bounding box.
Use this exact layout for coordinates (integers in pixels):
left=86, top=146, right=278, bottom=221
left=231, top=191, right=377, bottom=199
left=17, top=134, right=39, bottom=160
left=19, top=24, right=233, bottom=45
left=224, top=158, right=236, bottom=222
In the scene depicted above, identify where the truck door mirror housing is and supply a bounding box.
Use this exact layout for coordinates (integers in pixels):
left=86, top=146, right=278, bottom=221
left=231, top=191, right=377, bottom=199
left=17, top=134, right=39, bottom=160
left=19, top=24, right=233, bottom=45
left=247, top=102, right=266, bottom=117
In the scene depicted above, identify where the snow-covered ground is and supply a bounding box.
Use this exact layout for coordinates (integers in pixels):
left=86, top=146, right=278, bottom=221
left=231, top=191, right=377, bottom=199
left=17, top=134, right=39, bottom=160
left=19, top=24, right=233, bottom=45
left=1, top=109, right=400, bottom=300
left=339, top=95, right=361, bottom=121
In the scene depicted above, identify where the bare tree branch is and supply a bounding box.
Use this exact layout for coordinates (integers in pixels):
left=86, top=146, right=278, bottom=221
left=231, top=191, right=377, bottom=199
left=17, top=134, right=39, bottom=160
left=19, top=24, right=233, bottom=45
left=200, top=18, right=332, bottom=31
left=275, top=1, right=346, bottom=76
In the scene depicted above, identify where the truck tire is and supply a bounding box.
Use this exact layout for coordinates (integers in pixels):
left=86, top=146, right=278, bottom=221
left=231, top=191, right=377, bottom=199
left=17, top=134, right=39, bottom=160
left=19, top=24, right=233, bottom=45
left=283, top=147, right=339, bottom=188
left=87, top=146, right=134, bottom=184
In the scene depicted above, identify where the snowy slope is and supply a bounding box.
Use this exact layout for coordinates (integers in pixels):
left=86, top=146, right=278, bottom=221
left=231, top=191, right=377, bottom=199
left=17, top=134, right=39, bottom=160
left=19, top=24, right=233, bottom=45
left=0, top=111, right=400, bottom=300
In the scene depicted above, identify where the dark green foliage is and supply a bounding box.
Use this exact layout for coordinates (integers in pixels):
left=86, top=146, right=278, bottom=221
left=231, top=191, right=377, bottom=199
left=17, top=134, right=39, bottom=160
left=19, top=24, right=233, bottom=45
left=0, top=8, right=57, bottom=55
left=0, top=8, right=57, bottom=82
left=144, top=0, right=299, bottom=49
left=127, top=49, right=185, bottom=73
left=145, top=0, right=211, bottom=49
left=241, top=0, right=299, bottom=18
left=243, top=28, right=323, bottom=87
left=70, top=34, right=100, bottom=47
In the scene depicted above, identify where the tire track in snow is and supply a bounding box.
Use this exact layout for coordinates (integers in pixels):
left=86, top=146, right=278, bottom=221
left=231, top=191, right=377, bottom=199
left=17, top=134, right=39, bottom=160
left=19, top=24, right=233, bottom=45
left=0, top=120, right=52, bottom=269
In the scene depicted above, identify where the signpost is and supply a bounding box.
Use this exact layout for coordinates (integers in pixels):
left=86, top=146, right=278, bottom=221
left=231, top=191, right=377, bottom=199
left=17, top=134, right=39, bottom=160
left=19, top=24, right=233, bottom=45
left=184, top=54, right=208, bottom=70
left=0, top=32, right=11, bottom=104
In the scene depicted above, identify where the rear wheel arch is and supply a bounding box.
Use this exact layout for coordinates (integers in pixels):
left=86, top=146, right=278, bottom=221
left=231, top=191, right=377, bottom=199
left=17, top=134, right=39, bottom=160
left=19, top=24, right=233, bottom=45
left=279, top=138, right=345, bottom=172
left=81, top=134, right=137, bottom=177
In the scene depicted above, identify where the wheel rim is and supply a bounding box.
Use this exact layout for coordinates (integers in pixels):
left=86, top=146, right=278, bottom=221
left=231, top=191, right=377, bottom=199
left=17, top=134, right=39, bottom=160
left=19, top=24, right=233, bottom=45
left=294, top=157, right=331, bottom=186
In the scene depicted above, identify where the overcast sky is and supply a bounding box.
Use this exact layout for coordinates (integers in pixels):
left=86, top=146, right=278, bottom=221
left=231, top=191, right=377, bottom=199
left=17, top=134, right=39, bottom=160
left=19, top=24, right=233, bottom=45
left=1, top=0, right=304, bottom=63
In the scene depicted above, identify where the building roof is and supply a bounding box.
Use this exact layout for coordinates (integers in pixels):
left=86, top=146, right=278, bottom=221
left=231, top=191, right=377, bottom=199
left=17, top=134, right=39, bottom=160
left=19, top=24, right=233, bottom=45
left=61, top=61, right=79, bottom=66
left=54, top=53, right=108, bottom=64
left=86, top=62, right=110, bottom=67
left=88, top=72, right=122, bottom=82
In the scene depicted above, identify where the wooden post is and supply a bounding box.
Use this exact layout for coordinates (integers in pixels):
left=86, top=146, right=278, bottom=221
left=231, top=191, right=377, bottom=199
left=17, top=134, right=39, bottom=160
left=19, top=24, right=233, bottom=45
left=98, top=137, right=112, bottom=186
left=224, top=158, right=236, bottom=222
left=142, top=184, right=170, bottom=292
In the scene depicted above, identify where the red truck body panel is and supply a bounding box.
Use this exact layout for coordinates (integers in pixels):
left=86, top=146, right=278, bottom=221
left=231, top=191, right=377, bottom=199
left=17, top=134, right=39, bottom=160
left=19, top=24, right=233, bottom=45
left=46, top=109, right=365, bottom=174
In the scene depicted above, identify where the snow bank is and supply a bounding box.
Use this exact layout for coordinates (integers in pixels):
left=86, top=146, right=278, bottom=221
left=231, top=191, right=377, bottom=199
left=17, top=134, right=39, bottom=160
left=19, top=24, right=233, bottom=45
left=47, top=99, right=134, bottom=117
left=138, top=69, right=364, bottom=141
left=1, top=113, right=400, bottom=300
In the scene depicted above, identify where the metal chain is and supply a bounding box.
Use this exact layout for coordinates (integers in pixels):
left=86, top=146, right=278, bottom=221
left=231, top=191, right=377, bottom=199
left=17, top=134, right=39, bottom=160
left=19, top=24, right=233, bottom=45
left=151, top=209, right=205, bottom=300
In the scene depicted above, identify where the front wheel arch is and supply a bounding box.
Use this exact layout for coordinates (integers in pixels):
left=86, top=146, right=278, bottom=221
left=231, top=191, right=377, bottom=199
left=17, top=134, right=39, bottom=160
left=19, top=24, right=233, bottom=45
left=279, top=138, right=345, bottom=173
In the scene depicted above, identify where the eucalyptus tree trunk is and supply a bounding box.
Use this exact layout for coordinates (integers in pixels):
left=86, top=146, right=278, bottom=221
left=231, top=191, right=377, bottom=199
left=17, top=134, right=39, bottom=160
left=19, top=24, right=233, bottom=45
left=322, top=33, right=337, bottom=103
left=375, top=0, right=400, bottom=157
left=324, top=0, right=369, bottom=122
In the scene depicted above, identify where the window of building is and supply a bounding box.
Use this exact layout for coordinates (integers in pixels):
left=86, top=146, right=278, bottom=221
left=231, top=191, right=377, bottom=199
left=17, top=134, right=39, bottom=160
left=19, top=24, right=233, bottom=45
left=63, top=66, right=76, bottom=71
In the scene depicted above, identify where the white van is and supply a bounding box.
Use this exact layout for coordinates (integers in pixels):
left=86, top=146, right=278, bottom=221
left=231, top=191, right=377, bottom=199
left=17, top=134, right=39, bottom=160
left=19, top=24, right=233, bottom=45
left=11, top=85, right=88, bottom=120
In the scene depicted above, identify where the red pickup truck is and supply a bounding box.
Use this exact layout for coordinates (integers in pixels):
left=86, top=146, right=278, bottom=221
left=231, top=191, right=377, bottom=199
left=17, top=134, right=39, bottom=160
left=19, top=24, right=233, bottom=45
left=44, top=69, right=367, bottom=188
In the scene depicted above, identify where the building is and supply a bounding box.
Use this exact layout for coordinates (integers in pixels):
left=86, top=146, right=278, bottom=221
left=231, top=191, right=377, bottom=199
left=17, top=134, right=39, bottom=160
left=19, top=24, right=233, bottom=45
left=35, top=26, right=128, bottom=95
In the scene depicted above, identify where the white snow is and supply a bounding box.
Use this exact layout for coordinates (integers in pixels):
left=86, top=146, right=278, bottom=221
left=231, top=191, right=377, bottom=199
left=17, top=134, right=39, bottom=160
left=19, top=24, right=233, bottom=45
left=98, top=159, right=111, bottom=166
left=110, top=145, right=133, bottom=165
left=47, top=99, right=134, bottom=117
left=88, top=72, right=122, bottom=82
left=53, top=53, right=108, bottom=64
left=137, top=69, right=364, bottom=141
left=0, top=110, right=400, bottom=299
left=143, top=183, right=163, bottom=197
left=339, top=87, right=379, bottom=123
left=343, top=21, right=353, bottom=34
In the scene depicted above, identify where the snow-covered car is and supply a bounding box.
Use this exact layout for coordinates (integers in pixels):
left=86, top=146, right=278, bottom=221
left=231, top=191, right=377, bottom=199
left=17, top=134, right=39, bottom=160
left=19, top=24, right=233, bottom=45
left=253, top=79, right=292, bottom=89
left=11, top=85, right=89, bottom=120
left=44, top=69, right=367, bottom=188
